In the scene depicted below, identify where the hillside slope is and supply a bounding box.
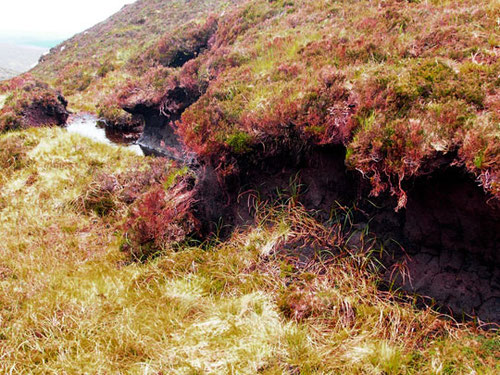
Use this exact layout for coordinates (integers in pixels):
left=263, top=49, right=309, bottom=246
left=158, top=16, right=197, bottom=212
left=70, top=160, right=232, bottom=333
left=32, top=0, right=500, bottom=204
left=32, top=0, right=240, bottom=113
left=0, top=0, right=499, bottom=372
left=26, top=0, right=500, bottom=318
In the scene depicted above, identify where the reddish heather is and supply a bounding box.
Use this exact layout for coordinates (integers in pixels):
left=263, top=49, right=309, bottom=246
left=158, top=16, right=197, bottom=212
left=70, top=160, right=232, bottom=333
left=27, top=0, right=500, bottom=207
left=121, top=176, right=198, bottom=261
left=0, top=74, right=68, bottom=132
left=165, top=0, right=499, bottom=207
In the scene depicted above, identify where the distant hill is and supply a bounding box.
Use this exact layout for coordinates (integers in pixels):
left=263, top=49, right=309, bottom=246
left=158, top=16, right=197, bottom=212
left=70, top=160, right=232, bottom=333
left=0, top=42, right=47, bottom=80
left=0, top=35, right=63, bottom=49
left=0, top=66, right=19, bottom=81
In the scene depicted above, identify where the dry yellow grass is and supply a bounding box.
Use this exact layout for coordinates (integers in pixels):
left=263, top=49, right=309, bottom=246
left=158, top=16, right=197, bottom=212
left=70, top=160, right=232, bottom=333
left=0, top=128, right=498, bottom=373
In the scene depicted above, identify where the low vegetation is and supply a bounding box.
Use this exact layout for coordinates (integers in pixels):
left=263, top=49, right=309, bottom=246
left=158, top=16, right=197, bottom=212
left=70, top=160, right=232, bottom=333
left=32, top=0, right=498, bottom=209
left=1, top=0, right=498, bottom=372
left=172, top=0, right=500, bottom=208
left=0, top=128, right=498, bottom=373
left=0, top=74, right=68, bottom=132
left=30, top=0, right=238, bottom=117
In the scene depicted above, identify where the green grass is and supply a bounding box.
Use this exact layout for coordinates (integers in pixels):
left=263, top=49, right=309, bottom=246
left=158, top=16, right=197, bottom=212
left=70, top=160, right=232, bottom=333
left=0, top=128, right=498, bottom=373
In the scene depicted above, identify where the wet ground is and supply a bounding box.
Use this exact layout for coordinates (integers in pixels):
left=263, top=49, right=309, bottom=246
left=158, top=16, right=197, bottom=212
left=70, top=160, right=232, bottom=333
left=65, top=114, right=144, bottom=155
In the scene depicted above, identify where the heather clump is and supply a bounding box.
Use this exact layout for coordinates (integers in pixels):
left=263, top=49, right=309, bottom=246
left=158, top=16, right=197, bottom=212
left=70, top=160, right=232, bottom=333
left=144, top=16, right=218, bottom=68
left=75, top=156, right=198, bottom=262
left=55, top=62, right=95, bottom=96
left=0, top=75, right=68, bottom=132
left=30, top=0, right=233, bottom=116
left=111, top=16, right=222, bottom=122
left=116, top=65, right=175, bottom=110
left=95, top=98, right=142, bottom=131
left=74, top=157, right=177, bottom=216
left=121, top=175, right=198, bottom=261
left=343, top=57, right=497, bottom=206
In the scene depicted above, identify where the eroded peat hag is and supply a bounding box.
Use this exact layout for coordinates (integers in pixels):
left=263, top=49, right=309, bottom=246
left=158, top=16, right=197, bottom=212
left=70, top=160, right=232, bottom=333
left=0, top=75, right=69, bottom=132
left=395, top=168, right=500, bottom=323
left=367, top=167, right=500, bottom=325
left=109, top=0, right=500, bottom=320
left=123, top=103, right=187, bottom=159
left=2, top=0, right=500, bottom=371
left=131, top=108, right=500, bottom=324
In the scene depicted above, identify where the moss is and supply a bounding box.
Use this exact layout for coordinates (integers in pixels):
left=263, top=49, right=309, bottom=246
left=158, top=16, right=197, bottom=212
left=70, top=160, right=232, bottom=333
left=163, top=166, right=191, bottom=190
left=456, top=63, right=489, bottom=107
left=393, top=60, right=455, bottom=103
left=226, top=131, right=253, bottom=154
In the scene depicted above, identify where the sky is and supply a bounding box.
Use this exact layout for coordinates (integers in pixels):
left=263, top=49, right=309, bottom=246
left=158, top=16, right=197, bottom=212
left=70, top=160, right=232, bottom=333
left=0, top=0, right=133, bottom=46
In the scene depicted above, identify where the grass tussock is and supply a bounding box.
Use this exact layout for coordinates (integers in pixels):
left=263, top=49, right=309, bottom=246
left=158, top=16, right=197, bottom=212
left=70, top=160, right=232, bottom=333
left=0, top=128, right=498, bottom=373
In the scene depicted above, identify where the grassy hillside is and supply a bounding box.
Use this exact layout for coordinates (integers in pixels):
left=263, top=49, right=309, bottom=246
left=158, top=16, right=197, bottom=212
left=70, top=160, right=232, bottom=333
left=0, top=0, right=498, bottom=372
left=31, top=0, right=240, bottom=114
left=32, top=0, right=500, bottom=207
left=0, top=128, right=498, bottom=373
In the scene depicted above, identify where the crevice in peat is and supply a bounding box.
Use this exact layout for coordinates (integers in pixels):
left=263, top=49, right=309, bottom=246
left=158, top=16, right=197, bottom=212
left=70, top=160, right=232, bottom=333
left=125, top=107, right=500, bottom=324
left=234, top=151, right=500, bottom=323
left=122, top=86, right=199, bottom=160
left=382, top=167, right=500, bottom=323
